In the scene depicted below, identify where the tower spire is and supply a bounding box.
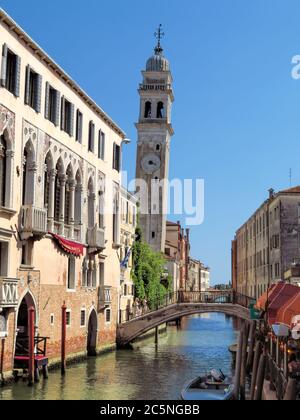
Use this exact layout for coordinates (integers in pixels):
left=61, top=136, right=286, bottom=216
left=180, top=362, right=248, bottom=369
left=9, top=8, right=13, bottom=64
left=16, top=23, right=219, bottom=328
left=154, top=24, right=164, bottom=55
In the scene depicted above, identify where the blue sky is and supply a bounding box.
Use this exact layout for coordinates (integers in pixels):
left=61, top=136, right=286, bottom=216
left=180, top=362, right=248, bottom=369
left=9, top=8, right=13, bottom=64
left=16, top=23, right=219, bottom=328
left=2, top=0, right=300, bottom=285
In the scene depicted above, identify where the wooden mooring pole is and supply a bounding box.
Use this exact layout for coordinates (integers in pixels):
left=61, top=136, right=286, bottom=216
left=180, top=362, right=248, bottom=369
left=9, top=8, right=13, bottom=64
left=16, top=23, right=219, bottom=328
left=61, top=303, right=67, bottom=375
left=155, top=327, right=159, bottom=346
left=28, top=306, right=35, bottom=386
left=254, top=353, right=267, bottom=400
left=246, top=321, right=256, bottom=373
left=234, top=323, right=244, bottom=400
left=240, top=322, right=250, bottom=400
left=250, top=341, right=262, bottom=400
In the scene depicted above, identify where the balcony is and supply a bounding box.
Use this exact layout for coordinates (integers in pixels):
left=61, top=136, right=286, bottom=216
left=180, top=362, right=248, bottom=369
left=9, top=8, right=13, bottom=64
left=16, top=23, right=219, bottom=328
left=0, top=277, right=18, bottom=309
left=20, top=205, right=47, bottom=240
left=87, top=225, right=105, bottom=252
left=98, top=286, right=112, bottom=310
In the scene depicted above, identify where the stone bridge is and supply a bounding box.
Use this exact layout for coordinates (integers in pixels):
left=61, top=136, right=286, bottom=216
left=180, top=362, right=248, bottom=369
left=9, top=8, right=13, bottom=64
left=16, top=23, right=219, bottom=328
left=117, top=291, right=253, bottom=347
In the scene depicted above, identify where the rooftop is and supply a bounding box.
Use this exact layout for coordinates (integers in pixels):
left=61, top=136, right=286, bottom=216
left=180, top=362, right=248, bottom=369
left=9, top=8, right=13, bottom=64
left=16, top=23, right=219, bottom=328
left=0, top=8, right=126, bottom=138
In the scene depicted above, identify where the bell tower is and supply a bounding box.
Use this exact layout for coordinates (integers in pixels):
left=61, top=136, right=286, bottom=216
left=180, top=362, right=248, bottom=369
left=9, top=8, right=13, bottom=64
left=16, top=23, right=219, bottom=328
left=135, top=25, right=174, bottom=253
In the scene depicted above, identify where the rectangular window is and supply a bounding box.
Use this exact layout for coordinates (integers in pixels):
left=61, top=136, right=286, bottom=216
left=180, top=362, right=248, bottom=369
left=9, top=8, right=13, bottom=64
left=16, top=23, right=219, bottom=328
left=76, top=110, right=83, bottom=143
left=1, top=45, right=21, bottom=96
left=99, top=262, right=105, bottom=287
left=0, top=242, right=8, bottom=277
left=50, top=314, right=54, bottom=326
left=80, top=310, right=86, bottom=327
left=45, top=83, right=60, bottom=126
left=105, top=308, right=111, bottom=323
left=67, top=257, right=76, bottom=290
left=113, top=143, right=121, bottom=172
left=88, top=121, right=95, bottom=152
left=25, top=66, right=42, bottom=112
left=61, top=97, right=74, bottom=136
left=66, top=311, right=71, bottom=326
left=98, top=130, right=105, bottom=160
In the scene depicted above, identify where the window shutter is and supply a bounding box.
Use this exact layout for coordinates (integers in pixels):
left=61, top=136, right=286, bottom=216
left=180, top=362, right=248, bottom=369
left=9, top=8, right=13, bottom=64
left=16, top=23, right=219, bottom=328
left=98, top=130, right=101, bottom=158
left=55, top=90, right=61, bottom=127
left=60, top=96, right=65, bottom=131
left=24, top=65, right=30, bottom=105
left=113, top=143, right=116, bottom=169
left=101, top=133, right=105, bottom=160
left=77, top=110, right=82, bottom=143
left=69, top=103, right=74, bottom=136
left=1, top=44, right=8, bottom=87
left=45, top=82, right=50, bottom=119
left=34, top=74, right=42, bottom=113
left=14, top=55, right=21, bottom=97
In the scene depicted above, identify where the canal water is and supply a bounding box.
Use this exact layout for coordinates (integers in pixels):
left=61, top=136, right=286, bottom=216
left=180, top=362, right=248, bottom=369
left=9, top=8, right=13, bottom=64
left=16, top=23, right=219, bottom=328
left=0, top=313, right=240, bottom=400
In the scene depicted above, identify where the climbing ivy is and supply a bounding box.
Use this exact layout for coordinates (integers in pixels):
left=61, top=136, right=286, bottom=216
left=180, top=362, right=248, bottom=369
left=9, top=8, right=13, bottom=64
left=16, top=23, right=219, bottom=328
left=131, top=216, right=171, bottom=305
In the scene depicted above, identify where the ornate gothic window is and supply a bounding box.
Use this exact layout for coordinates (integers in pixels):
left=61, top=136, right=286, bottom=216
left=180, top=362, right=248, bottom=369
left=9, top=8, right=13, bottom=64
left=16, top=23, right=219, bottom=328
left=0, top=136, right=7, bottom=207
left=88, top=177, right=95, bottom=229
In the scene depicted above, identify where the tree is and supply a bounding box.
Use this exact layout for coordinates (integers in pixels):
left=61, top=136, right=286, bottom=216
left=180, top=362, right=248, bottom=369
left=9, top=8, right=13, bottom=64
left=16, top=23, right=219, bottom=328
left=132, top=219, right=171, bottom=305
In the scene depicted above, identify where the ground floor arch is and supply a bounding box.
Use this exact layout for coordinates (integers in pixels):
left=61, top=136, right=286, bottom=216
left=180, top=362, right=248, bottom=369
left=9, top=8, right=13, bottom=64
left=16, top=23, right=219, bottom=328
left=87, top=309, right=98, bottom=356
left=15, top=291, right=36, bottom=356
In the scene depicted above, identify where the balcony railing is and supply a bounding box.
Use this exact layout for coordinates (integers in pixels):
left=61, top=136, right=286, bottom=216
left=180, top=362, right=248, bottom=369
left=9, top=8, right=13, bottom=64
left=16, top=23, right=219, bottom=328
left=87, top=225, right=105, bottom=251
left=0, top=277, right=18, bottom=308
left=20, top=205, right=47, bottom=239
left=98, top=285, right=112, bottom=310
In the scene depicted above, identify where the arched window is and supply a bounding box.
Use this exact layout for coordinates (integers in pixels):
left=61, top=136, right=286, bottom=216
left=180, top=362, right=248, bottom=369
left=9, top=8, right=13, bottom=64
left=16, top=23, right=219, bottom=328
left=65, top=164, right=73, bottom=226
left=22, top=141, right=35, bottom=206
left=54, top=159, right=64, bottom=222
left=88, top=177, right=95, bottom=229
left=74, top=169, right=82, bottom=225
left=157, top=102, right=165, bottom=118
left=0, top=135, right=7, bottom=206
left=44, top=152, right=53, bottom=212
left=144, top=101, right=152, bottom=119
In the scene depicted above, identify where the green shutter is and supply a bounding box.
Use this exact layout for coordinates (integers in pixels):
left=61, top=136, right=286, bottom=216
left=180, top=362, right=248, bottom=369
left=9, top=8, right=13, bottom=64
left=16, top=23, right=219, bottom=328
left=60, top=96, right=65, bottom=131
left=55, top=90, right=61, bottom=127
left=45, top=82, right=50, bottom=119
left=34, top=74, right=42, bottom=113
left=1, top=44, right=7, bottom=87
left=24, top=65, right=30, bottom=105
left=78, top=111, right=83, bottom=143
left=14, top=55, right=21, bottom=97
left=69, top=103, right=74, bottom=136
left=102, top=132, right=105, bottom=160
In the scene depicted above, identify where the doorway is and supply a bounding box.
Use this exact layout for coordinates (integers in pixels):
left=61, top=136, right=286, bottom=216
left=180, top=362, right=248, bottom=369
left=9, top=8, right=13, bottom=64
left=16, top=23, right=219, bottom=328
left=87, top=310, right=98, bottom=356
left=15, top=293, right=36, bottom=356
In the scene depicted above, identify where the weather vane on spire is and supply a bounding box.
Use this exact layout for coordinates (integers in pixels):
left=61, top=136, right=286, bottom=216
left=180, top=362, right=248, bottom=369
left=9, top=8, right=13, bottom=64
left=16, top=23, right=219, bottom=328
left=154, top=24, right=164, bottom=53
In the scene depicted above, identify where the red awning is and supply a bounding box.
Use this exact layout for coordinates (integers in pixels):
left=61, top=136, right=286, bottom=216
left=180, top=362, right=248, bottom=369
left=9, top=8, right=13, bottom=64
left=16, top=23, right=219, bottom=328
left=276, top=289, right=300, bottom=328
left=50, top=233, right=84, bottom=257
left=256, top=282, right=300, bottom=326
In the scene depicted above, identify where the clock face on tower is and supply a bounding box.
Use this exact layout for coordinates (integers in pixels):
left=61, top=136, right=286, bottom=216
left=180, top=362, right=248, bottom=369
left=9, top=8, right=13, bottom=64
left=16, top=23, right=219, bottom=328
left=141, top=153, right=161, bottom=174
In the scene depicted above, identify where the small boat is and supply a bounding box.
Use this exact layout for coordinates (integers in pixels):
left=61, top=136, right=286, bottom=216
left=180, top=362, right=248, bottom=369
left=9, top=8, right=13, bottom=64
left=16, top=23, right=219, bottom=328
left=181, top=370, right=235, bottom=401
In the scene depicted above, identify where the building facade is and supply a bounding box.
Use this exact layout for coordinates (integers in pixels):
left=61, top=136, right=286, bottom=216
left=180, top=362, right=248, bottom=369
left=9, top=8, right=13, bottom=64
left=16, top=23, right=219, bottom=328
left=135, top=29, right=174, bottom=253
left=0, top=10, right=126, bottom=382
left=119, top=188, right=137, bottom=323
left=232, top=187, right=300, bottom=298
left=187, top=259, right=210, bottom=292
left=164, top=221, right=190, bottom=292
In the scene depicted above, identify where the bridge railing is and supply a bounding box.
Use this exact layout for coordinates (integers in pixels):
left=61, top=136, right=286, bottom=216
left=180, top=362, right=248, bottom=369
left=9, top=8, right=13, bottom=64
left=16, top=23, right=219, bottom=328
left=120, top=290, right=252, bottom=324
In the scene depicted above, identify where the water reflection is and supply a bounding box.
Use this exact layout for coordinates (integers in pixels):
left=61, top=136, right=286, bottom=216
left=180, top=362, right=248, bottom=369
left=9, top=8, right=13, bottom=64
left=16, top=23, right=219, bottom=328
left=0, top=313, right=239, bottom=400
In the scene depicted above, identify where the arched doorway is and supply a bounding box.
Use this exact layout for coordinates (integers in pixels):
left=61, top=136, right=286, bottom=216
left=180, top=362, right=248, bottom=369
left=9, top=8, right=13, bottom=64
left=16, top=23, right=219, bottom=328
left=15, top=292, right=36, bottom=356
left=87, top=310, right=98, bottom=356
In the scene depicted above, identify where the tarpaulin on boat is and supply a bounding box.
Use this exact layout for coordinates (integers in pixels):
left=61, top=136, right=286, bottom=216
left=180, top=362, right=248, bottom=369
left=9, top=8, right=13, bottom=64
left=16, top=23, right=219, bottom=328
left=256, top=282, right=300, bottom=326
left=50, top=233, right=84, bottom=256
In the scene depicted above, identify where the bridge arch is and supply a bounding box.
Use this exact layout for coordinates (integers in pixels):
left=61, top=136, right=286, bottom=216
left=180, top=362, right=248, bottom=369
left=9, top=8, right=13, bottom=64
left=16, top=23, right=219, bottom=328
left=117, top=302, right=250, bottom=348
